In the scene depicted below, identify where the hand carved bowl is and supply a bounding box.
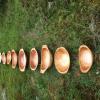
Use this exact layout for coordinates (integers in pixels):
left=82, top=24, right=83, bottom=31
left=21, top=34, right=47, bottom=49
left=54, top=47, right=70, bottom=74
left=18, top=49, right=26, bottom=72
left=79, top=45, right=93, bottom=73
left=11, top=50, right=17, bottom=69
left=29, top=48, right=38, bottom=71
left=40, top=45, right=52, bottom=74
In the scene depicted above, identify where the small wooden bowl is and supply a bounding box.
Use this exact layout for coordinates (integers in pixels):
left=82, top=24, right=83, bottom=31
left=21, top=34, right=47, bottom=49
left=18, top=49, right=26, bottom=72
left=29, top=48, right=38, bottom=71
left=11, top=50, right=17, bottom=69
left=54, top=47, right=70, bottom=74
left=79, top=45, right=93, bottom=73
left=1, top=52, right=6, bottom=64
left=7, top=51, right=11, bottom=64
left=0, top=53, right=1, bottom=63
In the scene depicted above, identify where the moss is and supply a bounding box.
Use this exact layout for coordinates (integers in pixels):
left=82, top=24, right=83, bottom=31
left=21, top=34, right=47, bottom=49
left=0, top=0, right=100, bottom=100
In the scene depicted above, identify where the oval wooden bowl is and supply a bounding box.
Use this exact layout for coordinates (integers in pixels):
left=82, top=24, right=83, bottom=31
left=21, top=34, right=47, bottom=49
left=79, top=45, right=93, bottom=73
left=54, top=47, right=70, bottom=74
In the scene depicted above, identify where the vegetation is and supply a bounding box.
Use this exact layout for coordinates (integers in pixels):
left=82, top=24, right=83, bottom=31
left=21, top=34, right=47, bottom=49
left=0, top=0, right=100, bottom=100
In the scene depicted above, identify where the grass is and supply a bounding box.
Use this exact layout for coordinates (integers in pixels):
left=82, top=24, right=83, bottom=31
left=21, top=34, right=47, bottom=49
left=0, top=0, right=100, bottom=100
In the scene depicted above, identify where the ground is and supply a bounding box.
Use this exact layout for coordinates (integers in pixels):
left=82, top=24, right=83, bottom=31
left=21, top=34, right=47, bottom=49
left=0, top=0, right=100, bottom=100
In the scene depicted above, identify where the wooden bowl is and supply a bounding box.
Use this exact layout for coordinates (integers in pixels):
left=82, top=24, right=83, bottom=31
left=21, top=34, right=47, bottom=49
left=18, top=49, right=26, bottom=72
left=0, top=53, right=1, bottom=63
left=11, top=50, right=17, bottom=69
left=29, top=48, right=38, bottom=71
left=54, top=47, right=70, bottom=74
left=1, top=52, right=6, bottom=64
left=7, top=51, right=11, bottom=64
left=40, top=45, right=52, bottom=74
left=79, top=45, right=93, bottom=73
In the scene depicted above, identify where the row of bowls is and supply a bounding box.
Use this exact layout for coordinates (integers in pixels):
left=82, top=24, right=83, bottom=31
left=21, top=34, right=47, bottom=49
left=0, top=45, right=93, bottom=74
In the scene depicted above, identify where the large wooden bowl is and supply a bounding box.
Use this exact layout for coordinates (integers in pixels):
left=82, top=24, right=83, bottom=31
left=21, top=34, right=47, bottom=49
left=18, top=49, right=26, bottom=72
left=79, top=45, right=93, bottom=73
left=29, top=48, right=38, bottom=71
left=54, top=47, right=70, bottom=74
left=40, top=45, right=52, bottom=74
